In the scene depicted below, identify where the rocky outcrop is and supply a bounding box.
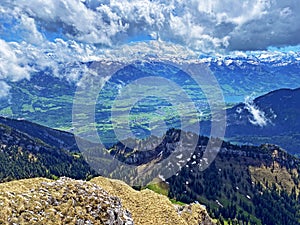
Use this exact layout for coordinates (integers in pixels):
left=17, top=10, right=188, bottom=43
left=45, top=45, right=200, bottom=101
left=0, top=176, right=215, bottom=225
left=176, top=204, right=215, bottom=225
left=0, top=177, right=133, bottom=225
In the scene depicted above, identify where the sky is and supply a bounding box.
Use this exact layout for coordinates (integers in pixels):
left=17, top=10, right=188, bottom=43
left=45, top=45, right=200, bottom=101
left=0, top=0, right=300, bottom=97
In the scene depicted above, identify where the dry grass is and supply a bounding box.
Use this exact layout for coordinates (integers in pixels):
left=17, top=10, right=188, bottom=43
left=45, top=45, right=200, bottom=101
left=0, top=176, right=214, bottom=225
left=249, top=162, right=300, bottom=194
left=179, top=204, right=215, bottom=225
left=91, top=176, right=214, bottom=225
left=0, top=178, right=50, bottom=194
left=91, top=176, right=185, bottom=225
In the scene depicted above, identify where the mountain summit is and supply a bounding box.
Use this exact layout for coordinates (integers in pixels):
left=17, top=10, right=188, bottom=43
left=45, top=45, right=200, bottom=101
left=225, top=87, right=300, bottom=155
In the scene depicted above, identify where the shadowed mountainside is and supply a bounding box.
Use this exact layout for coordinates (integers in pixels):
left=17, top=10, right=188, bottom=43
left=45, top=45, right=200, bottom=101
left=200, top=87, right=300, bottom=155
left=0, top=122, right=96, bottom=182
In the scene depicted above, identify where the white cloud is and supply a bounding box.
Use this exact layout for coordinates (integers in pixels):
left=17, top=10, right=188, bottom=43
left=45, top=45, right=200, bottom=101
left=228, top=1, right=300, bottom=50
left=0, top=39, right=31, bottom=81
left=18, top=14, right=44, bottom=45
left=0, top=39, right=33, bottom=98
left=0, top=81, right=10, bottom=98
left=0, top=0, right=299, bottom=97
left=244, top=96, right=269, bottom=127
left=1, top=0, right=300, bottom=52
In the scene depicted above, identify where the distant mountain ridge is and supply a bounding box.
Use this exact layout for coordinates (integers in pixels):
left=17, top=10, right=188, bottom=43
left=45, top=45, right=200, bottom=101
left=227, top=87, right=300, bottom=132
left=199, top=87, right=300, bottom=155
left=1, top=58, right=299, bottom=131
left=224, top=87, right=300, bottom=155
left=0, top=116, right=79, bottom=152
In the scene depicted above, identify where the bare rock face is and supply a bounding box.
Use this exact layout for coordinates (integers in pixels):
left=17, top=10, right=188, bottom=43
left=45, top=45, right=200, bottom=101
left=0, top=177, right=133, bottom=225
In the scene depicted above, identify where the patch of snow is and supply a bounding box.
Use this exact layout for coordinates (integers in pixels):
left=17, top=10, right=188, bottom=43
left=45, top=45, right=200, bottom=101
left=176, top=154, right=183, bottom=159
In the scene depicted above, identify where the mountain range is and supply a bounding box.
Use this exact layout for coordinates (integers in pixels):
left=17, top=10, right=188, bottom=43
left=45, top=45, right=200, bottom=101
left=0, top=104, right=299, bottom=224
left=1, top=56, right=299, bottom=128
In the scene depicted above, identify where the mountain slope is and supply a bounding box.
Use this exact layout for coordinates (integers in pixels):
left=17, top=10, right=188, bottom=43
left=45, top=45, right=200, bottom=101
left=108, top=129, right=300, bottom=225
left=0, top=116, right=79, bottom=152
left=200, top=87, right=300, bottom=155
left=225, top=87, right=300, bottom=155
left=91, top=176, right=215, bottom=225
left=166, top=142, right=300, bottom=225
left=0, top=122, right=96, bottom=182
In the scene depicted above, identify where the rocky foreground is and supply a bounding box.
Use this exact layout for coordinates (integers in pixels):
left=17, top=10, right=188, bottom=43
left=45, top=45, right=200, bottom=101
left=0, top=177, right=215, bottom=225
left=0, top=177, right=133, bottom=225
left=91, top=177, right=215, bottom=225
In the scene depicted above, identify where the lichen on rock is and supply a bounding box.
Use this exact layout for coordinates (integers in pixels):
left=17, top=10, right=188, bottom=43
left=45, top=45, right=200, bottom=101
left=0, top=177, right=133, bottom=225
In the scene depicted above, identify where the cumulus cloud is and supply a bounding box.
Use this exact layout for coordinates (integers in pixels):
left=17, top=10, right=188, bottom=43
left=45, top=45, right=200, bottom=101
left=1, top=0, right=300, bottom=52
left=0, top=39, right=31, bottom=81
left=0, top=81, right=10, bottom=98
left=0, top=39, right=33, bottom=97
left=229, top=1, right=300, bottom=50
